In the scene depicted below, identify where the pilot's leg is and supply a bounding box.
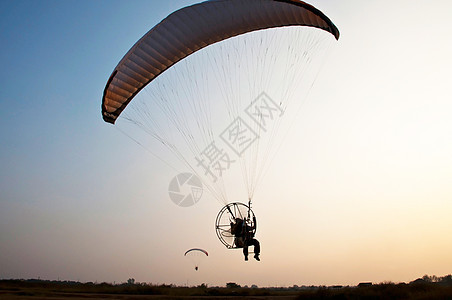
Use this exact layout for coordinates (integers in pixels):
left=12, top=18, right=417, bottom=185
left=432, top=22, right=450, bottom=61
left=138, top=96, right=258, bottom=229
left=243, top=244, right=249, bottom=261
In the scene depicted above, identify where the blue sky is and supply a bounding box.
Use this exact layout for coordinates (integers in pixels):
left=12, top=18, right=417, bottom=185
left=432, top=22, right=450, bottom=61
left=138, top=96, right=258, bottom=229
left=1, top=0, right=452, bottom=287
left=0, top=0, right=179, bottom=207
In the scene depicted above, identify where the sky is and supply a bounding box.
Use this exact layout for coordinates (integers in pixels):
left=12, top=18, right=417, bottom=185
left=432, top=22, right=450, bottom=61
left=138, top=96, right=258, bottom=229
left=1, top=0, right=452, bottom=287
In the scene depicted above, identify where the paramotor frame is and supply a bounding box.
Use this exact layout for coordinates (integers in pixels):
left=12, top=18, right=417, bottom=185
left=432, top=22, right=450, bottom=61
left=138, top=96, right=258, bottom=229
left=215, top=202, right=256, bottom=249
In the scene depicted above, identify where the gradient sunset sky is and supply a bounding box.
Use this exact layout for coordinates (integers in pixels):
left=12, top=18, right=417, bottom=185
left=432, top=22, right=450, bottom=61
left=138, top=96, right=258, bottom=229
left=1, top=0, right=451, bottom=287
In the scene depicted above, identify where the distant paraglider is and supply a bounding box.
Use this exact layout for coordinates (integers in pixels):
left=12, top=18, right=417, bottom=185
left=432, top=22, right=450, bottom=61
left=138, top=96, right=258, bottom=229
left=184, top=248, right=208, bottom=271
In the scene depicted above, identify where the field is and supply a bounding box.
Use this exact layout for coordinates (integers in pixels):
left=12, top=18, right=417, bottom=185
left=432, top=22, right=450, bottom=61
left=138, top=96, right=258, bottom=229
left=1, top=277, right=452, bottom=299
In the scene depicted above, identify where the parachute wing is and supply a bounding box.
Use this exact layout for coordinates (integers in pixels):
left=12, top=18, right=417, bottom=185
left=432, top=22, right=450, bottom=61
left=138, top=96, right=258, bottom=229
left=184, top=248, right=208, bottom=256
left=102, top=0, right=340, bottom=124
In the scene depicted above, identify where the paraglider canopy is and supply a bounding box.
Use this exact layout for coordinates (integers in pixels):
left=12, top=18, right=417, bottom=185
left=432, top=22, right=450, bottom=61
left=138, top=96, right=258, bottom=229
left=184, top=248, right=208, bottom=256
left=102, top=0, right=339, bottom=124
